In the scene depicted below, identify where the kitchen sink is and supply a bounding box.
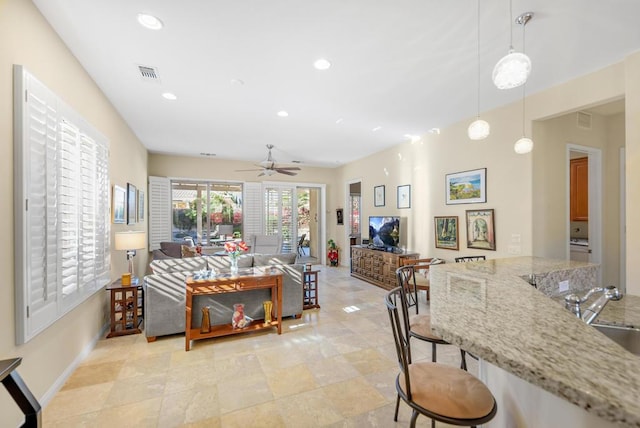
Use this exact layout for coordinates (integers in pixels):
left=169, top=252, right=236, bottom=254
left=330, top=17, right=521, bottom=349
left=591, top=323, right=640, bottom=356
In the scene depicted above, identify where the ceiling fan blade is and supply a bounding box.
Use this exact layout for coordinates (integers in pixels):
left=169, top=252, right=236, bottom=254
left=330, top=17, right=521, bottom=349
left=274, top=166, right=301, bottom=171
left=235, top=168, right=264, bottom=172
left=276, top=169, right=297, bottom=176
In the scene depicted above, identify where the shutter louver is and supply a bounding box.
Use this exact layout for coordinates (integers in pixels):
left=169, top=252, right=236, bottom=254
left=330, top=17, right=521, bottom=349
left=243, top=182, right=263, bottom=237
left=148, top=176, right=171, bottom=251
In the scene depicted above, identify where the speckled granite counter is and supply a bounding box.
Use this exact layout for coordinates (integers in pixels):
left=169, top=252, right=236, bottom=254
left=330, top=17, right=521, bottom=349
left=429, top=256, right=640, bottom=427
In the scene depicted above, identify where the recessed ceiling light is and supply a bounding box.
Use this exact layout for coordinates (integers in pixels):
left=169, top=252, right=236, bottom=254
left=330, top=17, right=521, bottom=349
left=335, top=118, right=344, bottom=124
left=162, top=92, right=177, bottom=100
left=372, top=126, right=382, bottom=132
left=137, top=13, right=163, bottom=30
left=313, top=58, right=331, bottom=70
left=277, top=111, right=289, bottom=117
left=230, top=78, right=245, bottom=86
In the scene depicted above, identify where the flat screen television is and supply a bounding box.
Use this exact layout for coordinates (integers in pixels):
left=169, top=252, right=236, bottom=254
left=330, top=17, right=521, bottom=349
left=369, top=216, right=401, bottom=250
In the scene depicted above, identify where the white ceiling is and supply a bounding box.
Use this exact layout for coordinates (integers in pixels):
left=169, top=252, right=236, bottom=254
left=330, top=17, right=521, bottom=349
left=33, top=0, right=640, bottom=168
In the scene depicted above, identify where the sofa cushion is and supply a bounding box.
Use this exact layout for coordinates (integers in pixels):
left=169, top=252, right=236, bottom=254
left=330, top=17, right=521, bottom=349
left=253, top=253, right=297, bottom=266
left=150, top=257, right=208, bottom=274
left=160, top=241, right=185, bottom=258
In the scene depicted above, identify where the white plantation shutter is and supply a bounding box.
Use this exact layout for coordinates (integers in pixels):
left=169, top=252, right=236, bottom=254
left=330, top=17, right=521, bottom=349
left=243, top=182, right=263, bottom=237
left=264, top=184, right=295, bottom=253
left=14, top=65, right=110, bottom=344
left=148, top=176, right=171, bottom=251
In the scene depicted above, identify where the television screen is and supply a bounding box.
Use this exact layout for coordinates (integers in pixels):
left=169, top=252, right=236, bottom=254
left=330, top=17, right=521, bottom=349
left=369, top=216, right=400, bottom=248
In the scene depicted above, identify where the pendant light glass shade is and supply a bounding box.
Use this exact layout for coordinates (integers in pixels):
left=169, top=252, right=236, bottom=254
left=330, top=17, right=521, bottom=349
left=492, top=50, right=531, bottom=89
left=514, top=137, right=533, bottom=154
left=468, top=119, right=490, bottom=140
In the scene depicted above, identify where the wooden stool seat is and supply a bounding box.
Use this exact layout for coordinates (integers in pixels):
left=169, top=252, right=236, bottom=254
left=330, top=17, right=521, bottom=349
left=398, top=362, right=496, bottom=421
left=409, top=314, right=447, bottom=343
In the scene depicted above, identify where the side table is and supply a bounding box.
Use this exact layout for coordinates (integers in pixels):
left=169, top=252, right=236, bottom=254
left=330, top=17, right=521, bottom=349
left=302, top=270, right=320, bottom=309
left=106, top=278, right=142, bottom=338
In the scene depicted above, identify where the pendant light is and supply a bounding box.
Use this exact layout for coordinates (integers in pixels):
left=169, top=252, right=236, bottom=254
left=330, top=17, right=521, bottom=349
left=514, top=12, right=534, bottom=154
left=492, top=0, right=531, bottom=89
left=468, top=0, right=490, bottom=140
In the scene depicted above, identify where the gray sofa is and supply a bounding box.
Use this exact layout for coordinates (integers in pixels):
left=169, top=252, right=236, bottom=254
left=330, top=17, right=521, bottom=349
left=143, top=253, right=304, bottom=342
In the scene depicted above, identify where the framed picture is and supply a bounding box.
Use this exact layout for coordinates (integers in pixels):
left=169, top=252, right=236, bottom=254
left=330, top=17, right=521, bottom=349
left=446, top=168, right=487, bottom=205
left=112, top=185, right=126, bottom=224
left=336, top=208, right=344, bottom=225
left=397, top=184, right=411, bottom=209
left=127, top=183, right=137, bottom=225
left=137, top=189, right=145, bottom=222
left=466, top=209, right=495, bottom=250
left=434, top=216, right=459, bottom=250
left=374, top=185, right=385, bottom=207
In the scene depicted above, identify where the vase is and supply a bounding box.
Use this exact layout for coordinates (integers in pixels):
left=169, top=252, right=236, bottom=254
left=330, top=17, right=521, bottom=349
left=263, top=300, right=273, bottom=325
left=229, top=254, right=239, bottom=274
left=200, top=306, right=211, bottom=334
left=232, top=303, right=248, bottom=328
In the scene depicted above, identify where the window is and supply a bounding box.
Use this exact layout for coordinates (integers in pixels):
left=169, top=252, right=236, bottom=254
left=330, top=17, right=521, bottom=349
left=171, top=180, right=243, bottom=245
left=14, top=66, right=110, bottom=344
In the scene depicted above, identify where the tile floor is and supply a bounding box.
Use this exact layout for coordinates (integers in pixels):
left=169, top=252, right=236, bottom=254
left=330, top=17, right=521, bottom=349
left=43, top=266, right=477, bottom=427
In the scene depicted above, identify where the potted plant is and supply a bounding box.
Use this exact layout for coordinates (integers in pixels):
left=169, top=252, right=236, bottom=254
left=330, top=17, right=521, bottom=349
left=327, top=239, right=339, bottom=266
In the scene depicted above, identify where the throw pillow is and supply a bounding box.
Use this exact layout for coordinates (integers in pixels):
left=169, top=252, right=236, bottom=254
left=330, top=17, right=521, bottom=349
left=181, top=245, right=199, bottom=258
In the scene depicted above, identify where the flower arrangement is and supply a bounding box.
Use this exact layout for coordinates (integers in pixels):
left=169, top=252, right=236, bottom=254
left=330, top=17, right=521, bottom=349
left=224, top=240, right=249, bottom=258
left=327, top=239, right=339, bottom=266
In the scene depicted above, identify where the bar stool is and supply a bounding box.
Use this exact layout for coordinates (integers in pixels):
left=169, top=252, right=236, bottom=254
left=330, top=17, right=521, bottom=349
left=396, top=266, right=466, bottom=368
left=385, top=286, right=497, bottom=428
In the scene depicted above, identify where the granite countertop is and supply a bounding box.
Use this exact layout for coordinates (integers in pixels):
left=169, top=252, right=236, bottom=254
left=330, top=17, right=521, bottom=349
left=429, top=256, right=640, bottom=427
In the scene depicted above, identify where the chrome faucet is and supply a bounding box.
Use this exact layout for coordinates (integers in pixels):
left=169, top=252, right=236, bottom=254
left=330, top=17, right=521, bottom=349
left=564, top=286, right=623, bottom=324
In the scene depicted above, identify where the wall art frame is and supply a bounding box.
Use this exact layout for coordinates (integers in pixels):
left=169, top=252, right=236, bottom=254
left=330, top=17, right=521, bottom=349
left=336, top=208, right=344, bottom=225
left=466, top=208, right=496, bottom=250
left=127, top=183, right=137, bottom=225
left=397, top=184, right=411, bottom=209
left=112, top=185, right=126, bottom=224
left=374, top=185, right=385, bottom=207
left=434, top=216, right=459, bottom=250
left=137, top=189, right=145, bottom=222
left=446, top=168, right=487, bottom=205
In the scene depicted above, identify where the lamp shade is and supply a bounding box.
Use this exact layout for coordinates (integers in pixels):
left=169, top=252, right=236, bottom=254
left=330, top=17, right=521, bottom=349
left=115, top=231, right=146, bottom=250
left=514, top=137, right=534, bottom=154
left=492, top=50, right=531, bottom=90
left=468, top=119, right=490, bottom=140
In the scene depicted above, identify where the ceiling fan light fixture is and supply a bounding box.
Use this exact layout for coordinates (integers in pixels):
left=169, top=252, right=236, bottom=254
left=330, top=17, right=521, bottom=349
left=514, top=137, right=533, bottom=154
left=468, top=119, right=490, bottom=140
left=492, top=50, right=531, bottom=89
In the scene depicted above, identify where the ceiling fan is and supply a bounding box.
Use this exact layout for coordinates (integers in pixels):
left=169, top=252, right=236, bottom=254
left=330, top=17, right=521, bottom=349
left=236, top=144, right=301, bottom=176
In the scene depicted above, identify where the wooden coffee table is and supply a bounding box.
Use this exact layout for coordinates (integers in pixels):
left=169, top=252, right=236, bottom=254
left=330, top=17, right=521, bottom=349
left=185, top=267, right=283, bottom=351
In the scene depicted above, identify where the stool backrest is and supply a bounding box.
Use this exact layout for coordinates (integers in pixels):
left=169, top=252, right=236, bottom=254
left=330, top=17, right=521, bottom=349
left=385, top=286, right=414, bottom=399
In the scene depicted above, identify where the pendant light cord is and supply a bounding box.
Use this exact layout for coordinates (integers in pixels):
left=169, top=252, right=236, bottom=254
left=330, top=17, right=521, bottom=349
left=521, top=17, right=527, bottom=136
left=476, top=0, right=481, bottom=118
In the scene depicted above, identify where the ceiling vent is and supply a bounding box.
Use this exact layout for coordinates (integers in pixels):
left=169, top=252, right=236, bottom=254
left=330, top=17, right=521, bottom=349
left=137, top=65, right=160, bottom=82
left=577, top=111, right=592, bottom=130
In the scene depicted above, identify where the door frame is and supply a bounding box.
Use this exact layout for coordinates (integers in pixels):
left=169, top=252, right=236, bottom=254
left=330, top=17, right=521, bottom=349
left=345, top=178, right=363, bottom=264
left=566, top=144, right=602, bottom=283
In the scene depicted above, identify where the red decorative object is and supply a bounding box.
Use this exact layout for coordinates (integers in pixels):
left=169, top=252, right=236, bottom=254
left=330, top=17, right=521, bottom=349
left=328, top=249, right=339, bottom=266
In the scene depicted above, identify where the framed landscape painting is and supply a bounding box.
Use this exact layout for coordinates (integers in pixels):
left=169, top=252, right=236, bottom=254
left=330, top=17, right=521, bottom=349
left=446, top=168, right=487, bottom=205
left=434, top=216, right=459, bottom=250
left=466, top=209, right=496, bottom=250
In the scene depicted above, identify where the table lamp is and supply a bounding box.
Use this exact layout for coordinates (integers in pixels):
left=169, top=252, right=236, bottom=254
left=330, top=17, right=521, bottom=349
left=114, top=231, right=146, bottom=279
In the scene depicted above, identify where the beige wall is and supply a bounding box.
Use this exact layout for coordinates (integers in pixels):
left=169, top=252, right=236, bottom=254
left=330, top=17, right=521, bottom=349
left=625, top=51, right=640, bottom=296
left=0, top=0, right=148, bottom=424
